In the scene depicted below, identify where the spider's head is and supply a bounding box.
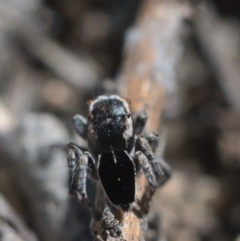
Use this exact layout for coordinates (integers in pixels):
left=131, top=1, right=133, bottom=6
left=88, top=95, right=133, bottom=142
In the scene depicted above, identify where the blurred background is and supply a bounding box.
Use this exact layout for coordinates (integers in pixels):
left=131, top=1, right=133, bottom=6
left=0, top=0, right=240, bottom=241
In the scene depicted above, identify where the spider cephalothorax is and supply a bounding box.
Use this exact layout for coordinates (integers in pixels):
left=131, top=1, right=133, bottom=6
left=87, top=95, right=134, bottom=158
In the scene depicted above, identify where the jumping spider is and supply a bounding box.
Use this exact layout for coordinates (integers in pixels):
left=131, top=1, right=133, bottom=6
left=67, top=95, right=171, bottom=238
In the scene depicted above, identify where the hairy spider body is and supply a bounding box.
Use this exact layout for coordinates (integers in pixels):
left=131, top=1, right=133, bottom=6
left=67, top=95, right=171, bottom=214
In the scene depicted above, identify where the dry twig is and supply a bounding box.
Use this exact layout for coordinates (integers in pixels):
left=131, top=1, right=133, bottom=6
left=195, top=3, right=240, bottom=114
left=94, top=0, right=192, bottom=240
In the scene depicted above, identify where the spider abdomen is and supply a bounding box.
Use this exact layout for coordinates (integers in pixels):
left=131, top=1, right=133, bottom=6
left=98, top=151, right=135, bottom=210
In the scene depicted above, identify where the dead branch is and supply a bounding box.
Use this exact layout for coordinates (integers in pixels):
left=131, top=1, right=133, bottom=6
left=117, top=0, right=192, bottom=130
left=195, top=2, right=240, bottom=114
left=94, top=0, right=192, bottom=240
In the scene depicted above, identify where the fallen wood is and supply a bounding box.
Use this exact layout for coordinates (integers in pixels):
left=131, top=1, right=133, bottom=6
left=195, top=3, right=240, bottom=114
left=94, top=0, right=192, bottom=240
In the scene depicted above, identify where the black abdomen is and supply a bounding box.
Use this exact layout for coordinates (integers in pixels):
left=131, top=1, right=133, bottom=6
left=98, top=151, right=135, bottom=208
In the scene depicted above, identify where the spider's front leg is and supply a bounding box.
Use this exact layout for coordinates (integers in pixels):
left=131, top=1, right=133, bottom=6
left=67, top=143, right=100, bottom=219
left=133, top=110, right=148, bottom=135
left=134, top=136, right=172, bottom=189
left=73, top=114, right=88, bottom=140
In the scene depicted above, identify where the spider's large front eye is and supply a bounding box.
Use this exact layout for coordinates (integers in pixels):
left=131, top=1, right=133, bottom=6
left=126, top=112, right=131, bottom=118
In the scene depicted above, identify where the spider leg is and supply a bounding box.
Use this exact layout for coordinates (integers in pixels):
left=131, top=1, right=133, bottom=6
left=73, top=114, right=88, bottom=140
left=144, top=129, right=167, bottom=155
left=67, top=143, right=100, bottom=219
left=134, top=136, right=171, bottom=214
left=134, top=151, right=158, bottom=189
left=135, top=136, right=171, bottom=187
left=133, top=111, right=148, bottom=135
left=144, top=132, right=159, bottom=153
